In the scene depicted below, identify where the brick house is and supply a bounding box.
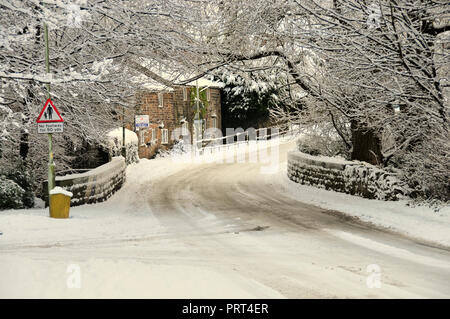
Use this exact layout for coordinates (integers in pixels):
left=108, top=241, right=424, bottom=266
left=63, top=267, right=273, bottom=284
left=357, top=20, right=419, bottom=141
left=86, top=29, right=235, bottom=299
left=131, top=79, right=223, bottom=159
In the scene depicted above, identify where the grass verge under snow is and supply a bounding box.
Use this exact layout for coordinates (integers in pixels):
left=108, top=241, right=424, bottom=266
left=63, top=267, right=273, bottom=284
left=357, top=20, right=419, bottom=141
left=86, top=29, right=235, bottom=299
left=272, top=161, right=450, bottom=247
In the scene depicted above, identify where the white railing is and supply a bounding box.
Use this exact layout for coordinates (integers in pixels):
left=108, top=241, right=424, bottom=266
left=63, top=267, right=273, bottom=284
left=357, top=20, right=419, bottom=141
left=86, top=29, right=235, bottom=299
left=193, top=126, right=297, bottom=156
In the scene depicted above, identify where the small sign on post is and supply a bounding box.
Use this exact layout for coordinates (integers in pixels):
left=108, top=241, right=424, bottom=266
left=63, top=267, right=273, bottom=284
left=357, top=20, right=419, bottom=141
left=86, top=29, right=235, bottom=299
left=37, top=98, right=64, bottom=133
left=38, top=122, right=64, bottom=133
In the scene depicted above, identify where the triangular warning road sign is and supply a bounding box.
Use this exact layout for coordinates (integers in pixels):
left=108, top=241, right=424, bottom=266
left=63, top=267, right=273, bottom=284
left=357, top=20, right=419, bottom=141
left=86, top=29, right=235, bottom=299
left=36, top=98, right=64, bottom=123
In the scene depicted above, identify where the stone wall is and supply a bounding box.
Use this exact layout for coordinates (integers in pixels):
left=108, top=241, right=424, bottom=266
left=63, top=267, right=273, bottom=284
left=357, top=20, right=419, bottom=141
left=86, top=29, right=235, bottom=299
left=287, top=151, right=408, bottom=200
left=44, top=156, right=126, bottom=206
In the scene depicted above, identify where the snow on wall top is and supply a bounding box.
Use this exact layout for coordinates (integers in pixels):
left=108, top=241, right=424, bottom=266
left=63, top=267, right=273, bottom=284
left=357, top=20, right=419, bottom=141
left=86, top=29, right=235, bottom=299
left=293, top=151, right=355, bottom=166
left=56, top=156, right=125, bottom=181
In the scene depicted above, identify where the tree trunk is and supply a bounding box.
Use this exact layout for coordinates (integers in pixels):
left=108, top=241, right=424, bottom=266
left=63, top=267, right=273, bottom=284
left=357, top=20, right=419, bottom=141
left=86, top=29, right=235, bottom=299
left=350, top=120, right=383, bottom=165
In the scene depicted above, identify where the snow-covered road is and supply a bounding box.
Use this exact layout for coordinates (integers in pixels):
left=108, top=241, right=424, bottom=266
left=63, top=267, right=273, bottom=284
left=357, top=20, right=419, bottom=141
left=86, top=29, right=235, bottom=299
left=1, top=138, right=450, bottom=298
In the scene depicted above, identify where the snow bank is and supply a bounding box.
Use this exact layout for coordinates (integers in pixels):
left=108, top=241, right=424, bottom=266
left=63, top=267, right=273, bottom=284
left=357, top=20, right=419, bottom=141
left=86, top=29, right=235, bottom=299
left=0, top=177, right=25, bottom=210
left=0, top=256, right=282, bottom=298
left=0, top=157, right=282, bottom=298
left=0, top=158, right=172, bottom=248
left=1, top=138, right=449, bottom=298
left=274, top=167, right=450, bottom=247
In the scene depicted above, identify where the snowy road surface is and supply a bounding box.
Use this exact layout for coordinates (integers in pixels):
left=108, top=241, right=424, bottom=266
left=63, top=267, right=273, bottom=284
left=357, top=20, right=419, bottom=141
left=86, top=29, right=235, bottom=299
left=1, top=138, right=450, bottom=298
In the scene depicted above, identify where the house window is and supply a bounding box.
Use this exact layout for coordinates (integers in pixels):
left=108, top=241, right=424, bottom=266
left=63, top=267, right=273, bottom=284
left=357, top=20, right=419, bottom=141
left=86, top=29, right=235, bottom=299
left=161, top=129, right=169, bottom=144
left=183, top=87, right=188, bottom=101
left=139, top=129, right=145, bottom=146
left=158, top=92, right=164, bottom=108
left=151, top=128, right=156, bottom=143
left=206, top=88, right=211, bottom=102
left=182, top=121, right=189, bottom=135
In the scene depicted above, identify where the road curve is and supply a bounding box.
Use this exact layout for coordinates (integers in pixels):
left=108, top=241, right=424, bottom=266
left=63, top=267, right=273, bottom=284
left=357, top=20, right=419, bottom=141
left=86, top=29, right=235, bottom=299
left=146, top=141, right=450, bottom=298
left=1, top=140, right=450, bottom=298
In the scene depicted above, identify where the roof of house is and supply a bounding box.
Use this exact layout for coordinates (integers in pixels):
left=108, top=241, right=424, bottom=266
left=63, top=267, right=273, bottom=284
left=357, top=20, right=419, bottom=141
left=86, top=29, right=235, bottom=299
left=131, top=74, right=174, bottom=92
left=179, top=76, right=224, bottom=89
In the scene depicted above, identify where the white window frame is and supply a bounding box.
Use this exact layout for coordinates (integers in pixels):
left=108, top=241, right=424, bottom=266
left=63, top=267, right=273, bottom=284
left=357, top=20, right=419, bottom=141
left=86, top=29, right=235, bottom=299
left=158, top=92, right=164, bottom=108
left=139, top=129, right=145, bottom=146
left=183, top=87, right=188, bottom=101
left=211, top=117, right=217, bottom=128
left=151, top=128, right=156, bottom=143
left=161, top=128, right=169, bottom=144
left=206, top=88, right=211, bottom=102
left=182, top=121, right=189, bottom=136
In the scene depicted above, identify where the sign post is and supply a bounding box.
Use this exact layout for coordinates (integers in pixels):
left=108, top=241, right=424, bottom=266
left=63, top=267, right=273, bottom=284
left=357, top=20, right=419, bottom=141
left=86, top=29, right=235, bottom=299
left=37, top=98, right=64, bottom=204
left=40, top=23, right=64, bottom=208
left=44, top=22, right=55, bottom=201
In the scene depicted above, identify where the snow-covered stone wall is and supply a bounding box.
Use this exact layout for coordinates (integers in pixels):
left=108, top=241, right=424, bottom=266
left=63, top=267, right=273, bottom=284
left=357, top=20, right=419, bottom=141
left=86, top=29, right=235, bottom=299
left=44, top=157, right=126, bottom=206
left=287, top=151, right=408, bottom=201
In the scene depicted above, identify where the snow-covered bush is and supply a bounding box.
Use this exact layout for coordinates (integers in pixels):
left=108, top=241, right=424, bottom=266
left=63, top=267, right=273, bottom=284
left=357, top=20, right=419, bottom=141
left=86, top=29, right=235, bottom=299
left=155, top=140, right=190, bottom=158
left=396, top=132, right=450, bottom=202
left=106, top=128, right=139, bottom=165
left=216, top=71, right=281, bottom=129
left=0, top=166, right=35, bottom=210
left=296, top=123, right=349, bottom=158
left=0, top=177, right=25, bottom=210
left=6, top=168, right=35, bottom=208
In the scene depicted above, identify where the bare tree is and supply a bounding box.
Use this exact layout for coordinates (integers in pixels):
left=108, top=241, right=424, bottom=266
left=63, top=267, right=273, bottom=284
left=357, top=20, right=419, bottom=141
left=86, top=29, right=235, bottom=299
left=1, top=0, right=448, bottom=200
left=0, top=0, right=206, bottom=179
left=185, top=0, right=449, bottom=200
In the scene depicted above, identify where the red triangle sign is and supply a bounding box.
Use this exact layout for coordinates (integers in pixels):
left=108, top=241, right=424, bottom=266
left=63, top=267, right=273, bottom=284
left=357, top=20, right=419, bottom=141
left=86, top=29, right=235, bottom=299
left=36, top=98, right=64, bottom=123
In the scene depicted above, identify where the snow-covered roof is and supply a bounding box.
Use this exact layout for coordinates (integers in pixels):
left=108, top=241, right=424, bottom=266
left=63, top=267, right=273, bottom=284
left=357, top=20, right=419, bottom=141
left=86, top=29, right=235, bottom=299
left=130, top=74, right=174, bottom=92
left=131, top=73, right=224, bottom=91
left=179, top=76, right=225, bottom=89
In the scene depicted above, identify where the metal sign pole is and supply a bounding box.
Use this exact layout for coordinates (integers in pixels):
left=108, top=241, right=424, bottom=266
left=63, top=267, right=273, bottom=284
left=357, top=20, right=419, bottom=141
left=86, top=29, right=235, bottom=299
left=44, top=23, right=55, bottom=197
left=122, top=106, right=126, bottom=158
left=195, top=80, right=202, bottom=149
